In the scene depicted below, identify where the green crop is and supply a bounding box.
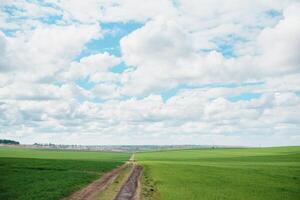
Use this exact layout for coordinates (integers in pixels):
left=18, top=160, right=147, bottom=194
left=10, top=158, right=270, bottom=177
left=0, top=147, right=129, bottom=200
left=137, top=147, right=300, bottom=200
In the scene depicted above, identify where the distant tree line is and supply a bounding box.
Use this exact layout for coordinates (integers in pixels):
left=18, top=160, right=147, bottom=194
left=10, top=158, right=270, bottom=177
left=0, top=139, right=20, bottom=145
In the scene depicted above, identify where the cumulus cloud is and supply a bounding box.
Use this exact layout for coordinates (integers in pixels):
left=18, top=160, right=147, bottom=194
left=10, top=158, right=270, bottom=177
left=3, top=89, right=299, bottom=145
left=0, top=31, right=8, bottom=72
left=119, top=2, right=300, bottom=95
left=257, top=3, right=300, bottom=74
left=65, top=52, right=121, bottom=81
left=0, top=0, right=299, bottom=146
left=98, top=0, right=177, bottom=22
left=0, top=24, right=100, bottom=82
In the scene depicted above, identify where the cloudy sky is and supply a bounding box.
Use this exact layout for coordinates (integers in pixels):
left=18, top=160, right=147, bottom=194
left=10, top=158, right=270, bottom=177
left=0, top=0, right=300, bottom=146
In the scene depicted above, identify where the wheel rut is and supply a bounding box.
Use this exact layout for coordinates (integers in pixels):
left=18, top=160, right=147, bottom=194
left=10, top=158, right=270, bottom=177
left=63, top=154, right=142, bottom=200
left=64, top=163, right=128, bottom=200
left=113, top=164, right=143, bottom=200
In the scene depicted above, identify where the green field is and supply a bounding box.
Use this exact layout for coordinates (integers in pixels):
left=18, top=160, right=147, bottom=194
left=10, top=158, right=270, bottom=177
left=0, top=147, right=129, bottom=200
left=2, top=146, right=300, bottom=200
left=137, top=147, right=300, bottom=200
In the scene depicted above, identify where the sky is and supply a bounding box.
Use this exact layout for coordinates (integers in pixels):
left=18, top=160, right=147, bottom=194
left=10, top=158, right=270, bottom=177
left=0, top=0, right=300, bottom=146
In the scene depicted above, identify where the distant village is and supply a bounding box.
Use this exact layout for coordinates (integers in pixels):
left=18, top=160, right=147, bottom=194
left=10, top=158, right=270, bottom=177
left=31, top=143, right=222, bottom=152
left=0, top=139, right=238, bottom=152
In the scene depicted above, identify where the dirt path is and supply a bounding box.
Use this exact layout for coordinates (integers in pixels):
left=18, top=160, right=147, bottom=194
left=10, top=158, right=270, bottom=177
left=113, top=164, right=143, bottom=200
left=64, top=163, right=128, bottom=200
left=129, top=154, right=135, bottom=162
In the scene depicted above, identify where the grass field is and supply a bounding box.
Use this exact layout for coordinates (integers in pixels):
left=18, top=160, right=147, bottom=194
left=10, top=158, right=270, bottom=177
left=0, top=147, right=129, bottom=200
left=137, top=147, right=300, bottom=200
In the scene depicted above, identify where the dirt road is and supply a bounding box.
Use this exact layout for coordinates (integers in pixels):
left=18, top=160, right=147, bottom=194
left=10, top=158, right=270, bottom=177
left=113, top=164, right=143, bottom=200
left=64, top=163, right=128, bottom=200
left=63, top=154, right=142, bottom=200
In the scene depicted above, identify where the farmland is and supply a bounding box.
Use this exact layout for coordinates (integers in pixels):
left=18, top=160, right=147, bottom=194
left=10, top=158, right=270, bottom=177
left=0, top=147, right=129, bottom=200
left=137, top=147, right=300, bottom=200
left=1, top=146, right=300, bottom=200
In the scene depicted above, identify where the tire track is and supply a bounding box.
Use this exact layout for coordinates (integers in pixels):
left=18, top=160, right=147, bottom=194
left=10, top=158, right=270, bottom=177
left=113, top=164, right=143, bottom=200
left=64, top=163, right=128, bottom=200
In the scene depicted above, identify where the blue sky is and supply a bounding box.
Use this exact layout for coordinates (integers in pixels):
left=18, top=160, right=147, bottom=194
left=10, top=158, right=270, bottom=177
left=0, top=0, right=300, bottom=146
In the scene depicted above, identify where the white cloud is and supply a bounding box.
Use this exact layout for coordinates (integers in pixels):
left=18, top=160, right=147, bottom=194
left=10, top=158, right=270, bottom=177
left=0, top=31, right=9, bottom=72
left=65, top=52, right=121, bottom=81
left=51, top=0, right=103, bottom=23
left=40, top=0, right=176, bottom=24
left=257, top=3, right=300, bottom=74
left=0, top=24, right=100, bottom=82
left=119, top=2, right=300, bottom=95
left=0, top=82, right=91, bottom=101
left=1, top=89, right=300, bottom=145
left=98, top=0, right=176, bottom=22
left=0, top=0, right=299, bottom=146
left=121, top=18, right=194, bottom=66
left=92, top=83, right=120, bottom=100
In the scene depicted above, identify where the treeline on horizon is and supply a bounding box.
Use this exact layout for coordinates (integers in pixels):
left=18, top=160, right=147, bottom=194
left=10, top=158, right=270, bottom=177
left=0, top=139, right=20, bottom=145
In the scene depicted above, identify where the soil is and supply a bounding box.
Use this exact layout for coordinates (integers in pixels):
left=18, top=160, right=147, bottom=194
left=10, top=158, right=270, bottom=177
left=63, top=154, right=143, bottom=200
left=64, top=163, right=128, bottom=200
left=113, top=164, right=143, bottom=200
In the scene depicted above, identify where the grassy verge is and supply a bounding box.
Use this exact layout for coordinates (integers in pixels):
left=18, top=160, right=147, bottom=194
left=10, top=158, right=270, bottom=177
left=0, top=147, right=129, bottom=200
left=140, top=165, right=160, bottom=200
left=137, top=146, right=300, bottom=200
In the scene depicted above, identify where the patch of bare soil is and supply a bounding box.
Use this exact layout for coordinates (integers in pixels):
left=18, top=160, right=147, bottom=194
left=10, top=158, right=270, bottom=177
left=113, top=164, right=143, bottom=200
left=64, top=163, right=128, bottom=200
